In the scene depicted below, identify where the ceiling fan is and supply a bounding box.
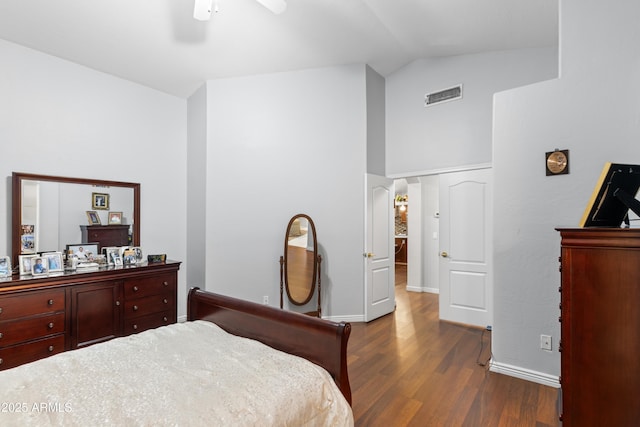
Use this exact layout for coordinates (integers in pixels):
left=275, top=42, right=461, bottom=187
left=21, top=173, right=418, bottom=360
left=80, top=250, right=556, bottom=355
left=194, top=0, right=287, bottom=21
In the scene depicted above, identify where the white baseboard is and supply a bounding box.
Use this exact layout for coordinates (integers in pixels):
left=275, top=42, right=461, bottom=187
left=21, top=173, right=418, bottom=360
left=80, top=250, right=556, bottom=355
left=323, top=314, right=365, bottom=323
left=177, top=314, right=187, bottom=323
left=490, top=361, right=560, bottom=388
left=406, top=285, right=439, bottom=294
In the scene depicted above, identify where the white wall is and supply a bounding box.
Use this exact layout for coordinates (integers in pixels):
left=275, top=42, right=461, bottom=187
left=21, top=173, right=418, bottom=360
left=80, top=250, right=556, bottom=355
left=0, top=40, right=189, bottom=316
left=186, top=84, right=208, bottom=290
left=386, top=47, right=559, bottom=177
left=203, top=65, right=369, bottom=319
left=492, top=0, right=640, bottom=384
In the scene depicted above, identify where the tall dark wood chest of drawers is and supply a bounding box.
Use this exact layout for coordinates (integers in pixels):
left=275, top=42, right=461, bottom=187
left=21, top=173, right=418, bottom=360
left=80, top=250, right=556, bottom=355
left=80, top=224, right=130, bottom=247
left=0, top=260, right=180, bottom=370
left=557, top=228, right=640, bottom=426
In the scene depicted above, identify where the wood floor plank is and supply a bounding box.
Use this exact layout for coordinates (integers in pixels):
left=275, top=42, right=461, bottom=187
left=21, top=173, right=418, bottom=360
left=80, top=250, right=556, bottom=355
left=349, top=265, right=559, bottom=426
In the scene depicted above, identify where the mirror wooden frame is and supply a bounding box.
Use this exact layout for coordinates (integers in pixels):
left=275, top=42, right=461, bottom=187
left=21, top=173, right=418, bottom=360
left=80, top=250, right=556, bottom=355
left=11, top=172, right=140, bottom=267
left=280, top=214, right=322, bottom=317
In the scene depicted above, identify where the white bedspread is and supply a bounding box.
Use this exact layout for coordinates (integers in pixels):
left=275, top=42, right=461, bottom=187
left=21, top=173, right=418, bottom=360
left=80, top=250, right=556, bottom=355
left=0, top=321, right=353, bottom=426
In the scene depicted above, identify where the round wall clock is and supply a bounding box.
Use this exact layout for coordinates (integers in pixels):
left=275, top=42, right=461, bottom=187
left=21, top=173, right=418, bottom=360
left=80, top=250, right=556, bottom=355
left=545, top=149, right=569, bottom=176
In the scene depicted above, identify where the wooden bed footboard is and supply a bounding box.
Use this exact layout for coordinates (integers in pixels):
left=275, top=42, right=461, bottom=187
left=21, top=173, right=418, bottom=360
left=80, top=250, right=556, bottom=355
left=187, top=287, right=352, bottom=404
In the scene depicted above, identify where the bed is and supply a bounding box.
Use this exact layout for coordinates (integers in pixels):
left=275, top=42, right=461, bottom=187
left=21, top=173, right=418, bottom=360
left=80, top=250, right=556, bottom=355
left=0, top=287, right=353, bottom=426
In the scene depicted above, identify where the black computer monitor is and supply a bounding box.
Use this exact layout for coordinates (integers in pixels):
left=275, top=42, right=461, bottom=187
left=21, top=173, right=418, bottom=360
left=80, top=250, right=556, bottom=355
left=579, top=163, right=640, bottom=228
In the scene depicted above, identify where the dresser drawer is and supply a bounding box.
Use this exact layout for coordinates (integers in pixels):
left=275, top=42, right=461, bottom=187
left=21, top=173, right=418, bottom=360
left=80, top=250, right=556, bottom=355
left=124, top=293, right=175, bottom=319
left=0, top=335, right=65, bottom=371
left=124, top=311, right=175, bottom=335
left=0, top=289, right=65, bottom=321
left=124, top=273, right=176, bottom=298
left=0, top=312, right=65, bottom=347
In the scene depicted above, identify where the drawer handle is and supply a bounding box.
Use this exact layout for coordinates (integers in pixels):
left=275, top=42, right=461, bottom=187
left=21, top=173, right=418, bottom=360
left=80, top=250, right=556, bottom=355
left=48, top=299, right=54, bottom=306
left=133, top=324, right=138, bottom=330
left=163, top=316, right=168, bottom=322
left=0, top=307, right=3, bottom=314
left=133, top=305, right=138, bottom=311
left=163, top=281, right=168, bottom=286
left=0, top=332, right=3, bottom=339
left=133, top=286, right=139, bottom=292
left=116, top=301, right=121, bottom=306
left=0, top=358, right=3, bottom=365
left=48, top=345, right=54, bottom=352
left=48, top=323, right=54, bottom=329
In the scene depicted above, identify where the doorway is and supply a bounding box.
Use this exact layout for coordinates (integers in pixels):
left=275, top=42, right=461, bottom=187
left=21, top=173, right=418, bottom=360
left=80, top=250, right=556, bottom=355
left=392, top=169, right=493, bottom=329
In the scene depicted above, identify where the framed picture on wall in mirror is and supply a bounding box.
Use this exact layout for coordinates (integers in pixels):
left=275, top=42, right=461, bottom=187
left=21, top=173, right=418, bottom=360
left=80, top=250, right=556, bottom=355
left=92, top=192, right=109, bottom=210
left=86, top=211, right=101, bottom=225
left=108, top=211, right=123, bottom=225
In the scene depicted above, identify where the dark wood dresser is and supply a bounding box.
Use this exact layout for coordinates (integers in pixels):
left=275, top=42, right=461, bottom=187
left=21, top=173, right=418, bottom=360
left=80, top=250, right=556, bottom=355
left=557, top=228, right=640, bottom=426
left=0, top=260, right=180, bottom=370
left=80, top=224, right=130, bottom=247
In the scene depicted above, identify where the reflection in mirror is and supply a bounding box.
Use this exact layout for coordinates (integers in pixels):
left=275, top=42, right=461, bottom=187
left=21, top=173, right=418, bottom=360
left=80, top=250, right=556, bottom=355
left=280, top=214, right=322, bottom=317
left=12, top=172, right=140, bottom=267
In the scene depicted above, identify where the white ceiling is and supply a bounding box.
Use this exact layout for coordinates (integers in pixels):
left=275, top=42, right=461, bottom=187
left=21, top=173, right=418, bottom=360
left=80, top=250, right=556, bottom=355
left=0, top=0, right=558, bottom=98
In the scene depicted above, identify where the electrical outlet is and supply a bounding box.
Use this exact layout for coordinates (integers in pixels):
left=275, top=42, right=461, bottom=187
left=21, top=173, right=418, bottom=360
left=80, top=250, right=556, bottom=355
left=540, top=334, right=552, bottom=351
left=263, top=296, right=269, bottom=305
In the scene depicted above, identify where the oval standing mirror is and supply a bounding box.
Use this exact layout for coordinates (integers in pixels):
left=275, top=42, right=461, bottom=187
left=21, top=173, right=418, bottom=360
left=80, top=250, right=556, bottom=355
left=280, top=214, right=321, bottom=316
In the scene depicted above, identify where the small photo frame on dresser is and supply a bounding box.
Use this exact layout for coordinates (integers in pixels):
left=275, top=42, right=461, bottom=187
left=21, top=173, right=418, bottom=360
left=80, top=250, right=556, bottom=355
left=31, top=257, right=49, bottom=276
left=86, top=210, right=101, bottom=225
left=102, top=247, right=120, bottom=266
left=42, top=252, right=64, bottom=273
left=132, top=247, right=144, bottom=264
left=0, top=256, right=11, bottom=277
left=19, top=254, right=37, bottom=275
left=108, top=211, right=123, bottom=225
left=110, top=251, right=123, bottom=267
left=121, top=247, right=136, bottom=265
left=67, top=243, right=100, bottom=261
left=147, top=254, right=167, bottom=263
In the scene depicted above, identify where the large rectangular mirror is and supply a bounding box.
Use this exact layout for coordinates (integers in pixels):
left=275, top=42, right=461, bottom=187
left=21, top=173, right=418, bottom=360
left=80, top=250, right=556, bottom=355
left=12, top=172, right=140, bottom=267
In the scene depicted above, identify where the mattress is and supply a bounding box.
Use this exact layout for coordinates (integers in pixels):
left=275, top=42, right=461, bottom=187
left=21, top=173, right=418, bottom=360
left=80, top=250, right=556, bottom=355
left=0, top=320, right=353, bottom=426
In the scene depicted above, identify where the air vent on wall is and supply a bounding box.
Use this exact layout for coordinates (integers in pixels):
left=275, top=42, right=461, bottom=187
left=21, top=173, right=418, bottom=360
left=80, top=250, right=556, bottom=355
left=424, top=84, right=463, bottom=107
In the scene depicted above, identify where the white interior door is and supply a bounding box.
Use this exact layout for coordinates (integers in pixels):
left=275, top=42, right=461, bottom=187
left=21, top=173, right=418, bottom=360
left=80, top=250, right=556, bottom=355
left=364, top=173, right=395, bottom=322
left=439, top=168, right=493, bottom=328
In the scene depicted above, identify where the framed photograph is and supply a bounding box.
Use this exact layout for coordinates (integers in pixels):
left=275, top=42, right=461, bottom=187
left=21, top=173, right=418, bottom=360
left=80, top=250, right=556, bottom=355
left=67, top=243, right=100, bottom=261
left=92, top=192, right=110, bottom=210
left=21, top=234, right=35, bottom=253
left=122, top=248, right=137, bottom=265
left=108, top=211, right=123, bottom=225
left=86, top=210, right=101, bottom=225
left=19, top=254, right=37, bottom=275
left=110, top=251, right=123, bottom=267
left=0, top=256, right=11, bottom=277
left=42, top=252, right=64, bottom=273
left=147, top=254, right=167, bottom=263
left=132, top=247, right=144, bottom=264
left=102, top=246, right=120, bottom=266
left=31, top=257, right=48, bottom=275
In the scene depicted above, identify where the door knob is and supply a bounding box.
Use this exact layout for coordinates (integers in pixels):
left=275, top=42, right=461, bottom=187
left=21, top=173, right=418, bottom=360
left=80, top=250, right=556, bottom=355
left=363, top=253, right=375, bottom=258
left=440, top=251, right=449, bottom=258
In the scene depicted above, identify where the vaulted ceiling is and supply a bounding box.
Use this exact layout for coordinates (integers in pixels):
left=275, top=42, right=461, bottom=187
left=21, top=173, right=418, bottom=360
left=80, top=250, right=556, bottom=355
left=0, top=0, right=558, bottom=98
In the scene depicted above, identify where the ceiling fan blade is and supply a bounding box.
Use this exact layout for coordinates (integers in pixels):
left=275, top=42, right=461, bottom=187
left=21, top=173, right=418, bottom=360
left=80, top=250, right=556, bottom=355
left=255, top=0, right=287, bottom=14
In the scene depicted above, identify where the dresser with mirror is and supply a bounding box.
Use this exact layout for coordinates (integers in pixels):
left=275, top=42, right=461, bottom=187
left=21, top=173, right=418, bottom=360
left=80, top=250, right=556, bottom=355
left=0, top=172, right=180, bottom=370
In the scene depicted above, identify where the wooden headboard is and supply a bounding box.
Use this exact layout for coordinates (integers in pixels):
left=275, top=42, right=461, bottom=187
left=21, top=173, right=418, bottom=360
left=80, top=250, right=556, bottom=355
left=187, top=287, right=352, bottom=404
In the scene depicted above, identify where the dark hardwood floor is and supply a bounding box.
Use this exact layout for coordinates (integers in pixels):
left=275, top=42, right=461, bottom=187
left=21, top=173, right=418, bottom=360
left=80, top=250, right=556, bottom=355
left=348, top=264, right=559, bottom=426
